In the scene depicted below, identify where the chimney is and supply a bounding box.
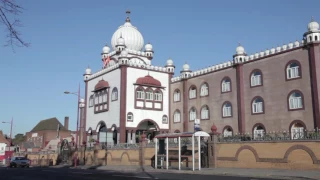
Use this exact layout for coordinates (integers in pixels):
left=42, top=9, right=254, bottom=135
left=64, top=116, right=69, bottom=130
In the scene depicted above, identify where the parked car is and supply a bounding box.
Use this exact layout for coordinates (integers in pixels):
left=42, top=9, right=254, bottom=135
left=9, top=156, right=30, bottom=168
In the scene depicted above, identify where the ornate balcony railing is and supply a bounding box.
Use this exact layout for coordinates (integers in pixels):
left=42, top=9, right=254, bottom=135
left=218, top=130, right=320, bottom=143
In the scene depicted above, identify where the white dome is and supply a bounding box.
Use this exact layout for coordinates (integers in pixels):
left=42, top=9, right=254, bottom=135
left=85, top=67, right=91, bottom=74
left=102, top=44, right=110, bottom=53
left=121, top=50, right=128, bottom=57
left=145, top=43, right=153, bottom=51
left=236, top=44, right=245, bottom=55
left=308, top=18, right=319, bottom=32
left=111, top=22, right=144, bottom=51
left=183, top=63, right=190, bottom=71
left=166, top=58, right=173, bottom=66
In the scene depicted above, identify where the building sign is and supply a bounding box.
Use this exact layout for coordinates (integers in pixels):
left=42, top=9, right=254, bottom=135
left=194, top=119, right=201, bottom=131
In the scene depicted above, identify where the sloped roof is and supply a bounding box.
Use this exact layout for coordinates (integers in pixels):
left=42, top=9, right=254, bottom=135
left=0, top=130, right=10, bottom=144
left=31, top=117, right=68, bottom=132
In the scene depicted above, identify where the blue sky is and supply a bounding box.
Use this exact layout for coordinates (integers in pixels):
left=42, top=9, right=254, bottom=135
left=0, top=0, right=319, bottom=136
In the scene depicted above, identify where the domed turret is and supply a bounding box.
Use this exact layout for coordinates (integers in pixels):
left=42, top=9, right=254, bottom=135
left=115, top=34, right=126, bottom=51
left=233, top=43, right=247, bottom=64
left=180, top=62, right=191, bottom=79
left=144, top=42, right=154, bottom=59
left=102, top=44, right=110, bottom=54
left=308, top=17, right=319, bottom=32
left=111, top=10, right=144, bottom=51
left=165, top=58, right=175, bottom=73
left=121, top=49, right=128, bottom=57
left=118, top=49, right=129, bottom=64
left=304, top=17, right=320, bottom=43
left=84, top=66, right=91, bottom=81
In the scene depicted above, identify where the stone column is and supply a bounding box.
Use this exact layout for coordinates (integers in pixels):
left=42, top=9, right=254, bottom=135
left=127, top=131, right=132, bottom=144
left=208, top=124, right=219, bottom=168
left=132, top=131, right=136, bottom=144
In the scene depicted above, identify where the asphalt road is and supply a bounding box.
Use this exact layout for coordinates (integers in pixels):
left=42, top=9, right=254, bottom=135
left=0, top=167, right=286, bottom=180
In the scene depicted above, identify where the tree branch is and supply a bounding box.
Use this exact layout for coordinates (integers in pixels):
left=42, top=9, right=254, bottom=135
left=0, top=0, right=29, bottom=48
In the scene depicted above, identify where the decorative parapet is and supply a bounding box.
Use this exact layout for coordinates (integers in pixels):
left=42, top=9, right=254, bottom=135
left=86, top=62, right=170, bottom=81
left=171, top=39, right=306, bottom=83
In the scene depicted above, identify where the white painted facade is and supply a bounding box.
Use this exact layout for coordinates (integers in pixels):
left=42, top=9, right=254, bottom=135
left=126, top=67, right=169, bottom=130
left=85, top=69, right=121, bottom=131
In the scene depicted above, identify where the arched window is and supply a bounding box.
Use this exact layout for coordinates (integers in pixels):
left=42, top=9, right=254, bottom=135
left=253, top=124, right=265, bottom=140
left=286, top=60, right=301, bottom=80
left=145, top=89, right=153, bottom=100
left=189, top=86, right=197, bottom=99
left=288, top=90, right=303, bottom=110
left=162, top=115, right=168, bottom=124
left=111, top=87, right=118, bottom=101
left=189, top=107, right=197, bottom=121
left=89, top=95, right=94, bottom=107
left=173, top=110, right=181, bottom=123
left=222, top=102, right=232, bottom=117
left=290, top=120, right=305, bottom=139
left=223, top=126, right=233, bottom=137
left=97, top=122, right=107, bottom=143
left=127, top=112, right=133, bottom=122
left=200, top=83, right=209, bottom=96
left=250, top=70, right=262, bottom=87
left=136, top=87, right=145, bottom=99
left=221, top=77, right=231, bottom=93
left=252, top=96, right=264, bottom=114
left=200, top=105, right=209, bottom=120
left=154, top=89, right=162, bottom=101
left=173, top=89, right=181, bottom=102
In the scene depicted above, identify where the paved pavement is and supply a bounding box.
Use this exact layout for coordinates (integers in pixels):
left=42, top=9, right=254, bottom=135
left=0, top=166, right=290, bottom=180
left=66, top=165, right=320, bottom=180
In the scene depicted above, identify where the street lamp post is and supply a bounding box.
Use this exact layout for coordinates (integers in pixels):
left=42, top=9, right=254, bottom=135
left=64, top=84, right=81, bottom=168
left=2, top=117, right=13, bottom=151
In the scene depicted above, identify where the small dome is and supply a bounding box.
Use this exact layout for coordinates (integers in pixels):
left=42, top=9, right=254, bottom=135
left=79, top=98, right=85, bottom=103
left=85, top=67, right=91, bottom=75
left=145, top=42, right=153, bottom=51
left=136, top=75, right=161, bottom=87
left=94, top=79, right=109, bottom=91
left=121, top=50, right=128, bottom=57
left=117, top=36, right=125, bottom=46
left=308, top=18, right=319, bottom=32
left=166, top=58, right=173, bottom=66
left=236, top=43, right=245, bottom=55
left=102, top=44, right=110, bottom=53
left=182, top=63, right=190, bottom=71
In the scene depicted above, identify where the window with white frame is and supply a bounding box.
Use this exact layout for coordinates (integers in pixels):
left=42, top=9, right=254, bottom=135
left=162, top=115, right=168, bottom=124
left=94, top=94, right=98, bottom=104
left=221, top=78, right=231, bottom=92
left=89, top=95, right=94, bottom=107
left=289, top=91, right=303, bottom=109
left=222, top=102, right=232, bottom=117
left=201, top=105, right=209, bottom=119
left=252, top=97, right=263, bottom=113
left=173, top=110, right=181, bottom=123
left=145, top=89, right=153, bottom=100
left=251, top=70, right=262, bottom=86
left=136, top=88, right=145, bottom=99
left=200, top=83, right=209, bottom=96
left=286, top=62, right=300, bottom=79
left=127, top=113, right=133, bottom=121
left=189, top=108, right=196, bottom=121
left=223, top=127, right=233, bottom=137
left=154, top=90, right=162, bottom=101
left=253, top=125, right=265, bottom=139
left=173, top=90, right=180, bottom=102
left=102, top=90, right=108, bottom=103
left=189, top=86, right=196, bottom=99
left=111, top=87, right=118, bottom=101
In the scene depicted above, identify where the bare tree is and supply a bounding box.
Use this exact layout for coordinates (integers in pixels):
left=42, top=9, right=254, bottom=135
left=0, top=0, right=29, bottom=48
